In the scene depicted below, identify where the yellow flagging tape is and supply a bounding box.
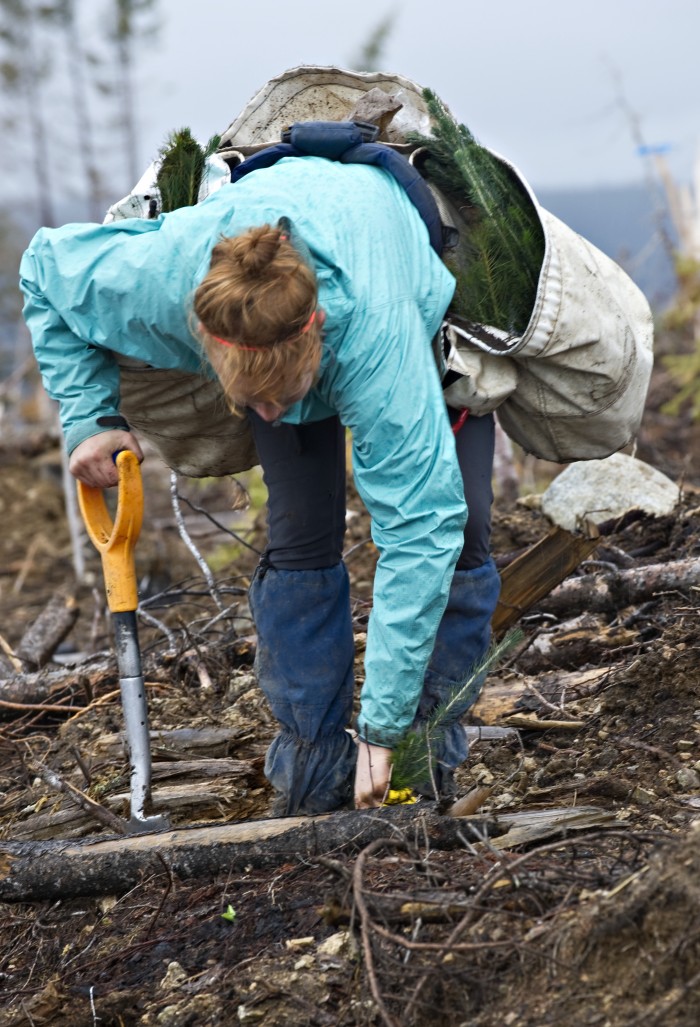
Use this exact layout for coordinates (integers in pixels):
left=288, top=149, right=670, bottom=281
left=384, top=788, right=418, bottom=806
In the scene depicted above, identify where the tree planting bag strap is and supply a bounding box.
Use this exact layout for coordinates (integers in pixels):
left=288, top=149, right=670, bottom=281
left=230, top=120, right=446, bottom=256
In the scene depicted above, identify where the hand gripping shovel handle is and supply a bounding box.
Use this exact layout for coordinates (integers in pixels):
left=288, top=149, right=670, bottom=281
left=77, top=451, right=169, bottom=833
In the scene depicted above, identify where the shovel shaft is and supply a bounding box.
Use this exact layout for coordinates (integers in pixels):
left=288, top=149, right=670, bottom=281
left=113, top=608, right=143, bottom=678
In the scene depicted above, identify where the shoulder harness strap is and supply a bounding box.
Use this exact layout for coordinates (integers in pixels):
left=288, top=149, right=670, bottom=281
left=230, top=120, right=445, bottom=256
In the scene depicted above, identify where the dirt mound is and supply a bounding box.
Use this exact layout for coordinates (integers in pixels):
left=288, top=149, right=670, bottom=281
left=555, top=823, right=700, bottom=1027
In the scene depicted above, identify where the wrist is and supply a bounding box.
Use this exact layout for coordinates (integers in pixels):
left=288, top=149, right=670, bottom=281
left=66, top=416, right=125, bottom=456
left=356, top=719, right=404, bottom=749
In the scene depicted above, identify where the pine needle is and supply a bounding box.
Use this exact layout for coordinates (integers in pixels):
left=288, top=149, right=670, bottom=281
left=409, top=90, right=545, bottom=336
left=155, top=128, right=221, bottom=213
left=391, top=629, right=523, bottom=792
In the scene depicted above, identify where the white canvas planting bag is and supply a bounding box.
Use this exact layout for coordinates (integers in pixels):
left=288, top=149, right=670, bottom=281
left=109, top=65, right=654, bottom=472
left=440, top=198, right=654, bottom=463
left=219, top=65, right=654, bottom=465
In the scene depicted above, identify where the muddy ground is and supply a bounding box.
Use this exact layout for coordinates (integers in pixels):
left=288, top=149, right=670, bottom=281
left=0, top=358, right=699, bottom=1026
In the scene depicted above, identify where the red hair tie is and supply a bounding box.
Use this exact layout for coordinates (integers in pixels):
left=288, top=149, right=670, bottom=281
left=209, top=309, right=316, bottom=350
left=300, top=309, right=316, bottom=333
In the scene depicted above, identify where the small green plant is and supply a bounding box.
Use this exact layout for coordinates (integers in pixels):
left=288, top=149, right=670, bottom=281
left=391, top=629, right=522, bottom=792
left=156, top=128, right=221, bottom=212
left=221, top=904, right=236, bottom=922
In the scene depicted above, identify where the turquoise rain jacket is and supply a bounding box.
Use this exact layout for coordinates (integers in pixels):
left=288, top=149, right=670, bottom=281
left=20, top=156, right=467, bottom=748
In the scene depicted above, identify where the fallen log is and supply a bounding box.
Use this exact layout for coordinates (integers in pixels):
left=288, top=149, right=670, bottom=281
left=535, top=557, right=700, bottom=618
left=473, top=666, right=612, bottom=723
left=32, top=760, right=129, bottom=835
left=145, top=758, right=255, bottom=780
left=104, top=780, right=255, bottom=813
left=8, top=805, right=95, bottom=843
left=15, top=591, right=80, bottom=669
left=0, top=662, right=113, bottom=714
left=9, top=778, right=257, bottom=844
left=0, top=804, right=615, bottom=902
left=93, top=726, right=246, bottom=758
left=0, top=661, right=171, bottom=718
left=514, top=611, right=639, bottom=672
left=0, top=670, right=84, bottom=712
left=478, top=806, right=615, bottom=849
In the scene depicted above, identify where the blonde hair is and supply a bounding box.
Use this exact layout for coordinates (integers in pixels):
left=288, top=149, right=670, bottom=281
left=194, top=224, right=322, bottom=411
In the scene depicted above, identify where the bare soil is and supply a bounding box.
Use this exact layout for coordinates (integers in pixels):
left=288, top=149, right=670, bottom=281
left=0, top=370, right=699, bottom=1027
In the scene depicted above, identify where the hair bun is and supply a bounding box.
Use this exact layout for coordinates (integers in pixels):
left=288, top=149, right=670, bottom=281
left=195, top=222, right=316, bottom=350
left=237, top=226, right=284, bottom=276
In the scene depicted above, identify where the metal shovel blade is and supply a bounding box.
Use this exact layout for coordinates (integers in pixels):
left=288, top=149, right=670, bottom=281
left=113, top=611, right=170, bottom=834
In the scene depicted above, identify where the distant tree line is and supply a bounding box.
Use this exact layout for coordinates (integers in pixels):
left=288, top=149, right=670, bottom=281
left=0, top=0, right=159, bottom=226
left=0, top=0, right=158, bottom=366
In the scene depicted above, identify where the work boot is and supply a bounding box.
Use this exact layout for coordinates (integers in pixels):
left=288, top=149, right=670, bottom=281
left=413, top=558, right=501, bottom=798
left=249, top=561, right=357, bottom=815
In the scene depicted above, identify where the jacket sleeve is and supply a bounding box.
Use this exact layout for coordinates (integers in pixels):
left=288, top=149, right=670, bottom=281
left=323, top=300, right=467, bottom=748
left=20, top=242, right=123, bottom=454
left=19, top=217, right=206, bottom=455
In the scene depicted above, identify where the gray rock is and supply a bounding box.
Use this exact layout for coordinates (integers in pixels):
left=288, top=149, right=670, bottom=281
left=675, top=767, right=700, bottom=791
left=541, top=453, right=680, bottom=532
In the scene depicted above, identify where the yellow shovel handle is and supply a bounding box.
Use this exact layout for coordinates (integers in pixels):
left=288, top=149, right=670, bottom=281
left=77, top=450, right=143, bottom=613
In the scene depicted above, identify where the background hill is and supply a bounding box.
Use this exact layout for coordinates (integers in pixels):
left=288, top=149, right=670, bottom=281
left=538, top=181, right=675, bottom=308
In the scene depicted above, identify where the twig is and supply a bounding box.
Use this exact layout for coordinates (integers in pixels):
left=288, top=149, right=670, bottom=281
left=20, top=1001, right=37, bottom=1027
left=523, top=677, right=571, bottom=716
left=371, top=919, right=524, bottom=952
left=31, top=759, right=128, bottom=834
left=137, top=607, right=178, bottom=652
left=449, top=785, right=494, bottom=817
left=169, top=472, right=225, bottom=613
left=352, top=837, right=407, bottom=1027
left=175, top=493, right=261, bottom=555
left=316, top=854, right=353, bottom=880
left=0, top=699, right=87, bottom=714
left=12, top=535, right=43, bottom=594
left=89, top=985, right=100, bottom=1026
left=0, top=632, right=24, bottom=673
left=145, top=853, right=174, bottom=937
left=199, top=600, right=245, bottom=634
left=181, top=649, right=214, bottom=691
left=504, top=714, right=585, bottom=731
left=403, top=917, right=422, bottom=964
left=343, top=537, right=373, bottom=561
left=426, top=729, right=438, bottom=800
left=88, top=587, right=104, bottom=654
left=64, top=682, right=174, bottom=723
left=71, top=745, right=92, bottom=786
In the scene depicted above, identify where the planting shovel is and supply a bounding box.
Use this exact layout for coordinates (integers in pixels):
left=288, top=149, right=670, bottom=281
left=77, top=450, right=170, bottom=834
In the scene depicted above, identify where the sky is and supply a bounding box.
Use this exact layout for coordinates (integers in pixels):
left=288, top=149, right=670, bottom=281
left=132, top=0, right=700, bottom=193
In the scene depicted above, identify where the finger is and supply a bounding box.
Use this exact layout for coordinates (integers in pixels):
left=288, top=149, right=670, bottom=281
left=84, top=463, right=119, bottom=488
left=355, top=782, right=383, bottom=809
left=355, top=795, right=381, bottom=809
left=116, top=433, right=144, bottom=462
